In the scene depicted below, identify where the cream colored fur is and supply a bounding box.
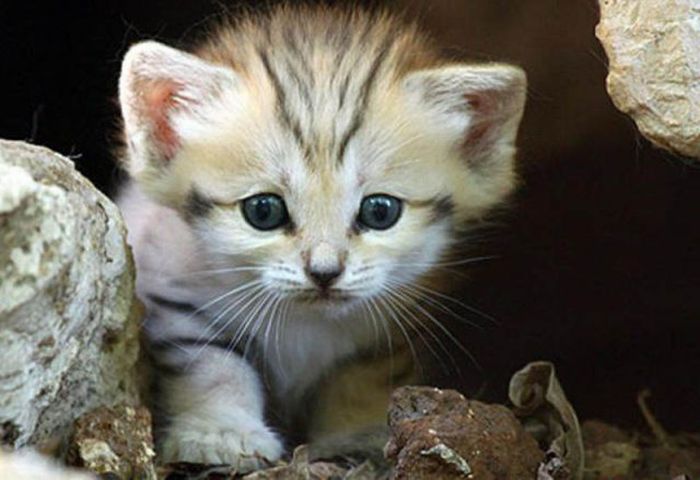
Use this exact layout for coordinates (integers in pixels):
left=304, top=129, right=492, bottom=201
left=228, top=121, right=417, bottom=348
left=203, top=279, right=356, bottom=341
left=117, top=4, right=526, bottom=471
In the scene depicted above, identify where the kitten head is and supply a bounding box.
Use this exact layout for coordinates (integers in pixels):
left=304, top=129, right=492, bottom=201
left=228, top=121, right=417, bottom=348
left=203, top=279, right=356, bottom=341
left=118, top=7, right=526, bottom=315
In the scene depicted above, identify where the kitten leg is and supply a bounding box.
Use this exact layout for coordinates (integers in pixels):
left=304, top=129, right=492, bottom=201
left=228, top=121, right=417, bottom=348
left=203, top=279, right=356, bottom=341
left=306, top=346, right=417, bottom=468
left=155, top=344, right=283, bottom=471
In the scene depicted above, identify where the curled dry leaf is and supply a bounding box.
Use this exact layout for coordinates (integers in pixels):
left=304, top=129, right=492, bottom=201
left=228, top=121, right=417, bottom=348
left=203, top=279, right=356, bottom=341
left=509, top=361, right=584, bottom=480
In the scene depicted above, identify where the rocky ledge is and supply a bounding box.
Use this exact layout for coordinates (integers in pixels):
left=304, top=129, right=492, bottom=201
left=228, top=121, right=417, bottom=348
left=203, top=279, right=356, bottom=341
left=0, top=140, right=142, bottom=451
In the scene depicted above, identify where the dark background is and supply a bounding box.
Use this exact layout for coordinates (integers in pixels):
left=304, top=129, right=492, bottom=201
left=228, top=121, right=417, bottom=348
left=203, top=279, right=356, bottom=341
left=1, top=0, right=698, bottom=430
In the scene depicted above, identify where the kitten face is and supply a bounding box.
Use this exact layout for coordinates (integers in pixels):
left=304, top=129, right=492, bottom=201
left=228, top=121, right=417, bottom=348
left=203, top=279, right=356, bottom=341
left=118, top=9, right=526, bottom=317
left=176, top=88, right=459, bottom=312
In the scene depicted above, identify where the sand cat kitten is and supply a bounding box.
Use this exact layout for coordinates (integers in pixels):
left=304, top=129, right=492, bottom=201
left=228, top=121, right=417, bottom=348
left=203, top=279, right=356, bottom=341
left=117, top=4, right=526, bottom=472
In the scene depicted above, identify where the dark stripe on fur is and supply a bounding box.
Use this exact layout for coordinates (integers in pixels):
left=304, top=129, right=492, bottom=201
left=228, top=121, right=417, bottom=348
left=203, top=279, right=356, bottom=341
left=283, top=217, right=298, bottom=236
left=183, top=188, right=214, bottom=220
left=147, top=295, right=198, bottom=314
left=410, top=195, right=455, bottom=224
left=428, top=195, right=455, bottom=223
left=260, top=50, right=307, bottom=153
left=337, top=38, right=392, bottom=164
left=285, top=57, right=314, bottom=112
left=337, top=73, right=351, bottom=111
left=337, top=114, right=363, bottom=164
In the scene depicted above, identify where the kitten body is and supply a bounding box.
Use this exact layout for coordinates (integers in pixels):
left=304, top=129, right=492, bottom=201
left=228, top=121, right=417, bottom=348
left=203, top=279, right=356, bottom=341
left=117, top=4, right=526, bottom=471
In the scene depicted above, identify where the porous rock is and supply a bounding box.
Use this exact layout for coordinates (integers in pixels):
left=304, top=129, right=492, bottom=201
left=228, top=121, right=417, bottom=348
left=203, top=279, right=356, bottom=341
left=596, top=0, right=700, bottom=159
left=67, top=405, right=156, bottom=479
left=385, top=386, right=544, bottom=480
left=0, top=140, right=141, bottom=450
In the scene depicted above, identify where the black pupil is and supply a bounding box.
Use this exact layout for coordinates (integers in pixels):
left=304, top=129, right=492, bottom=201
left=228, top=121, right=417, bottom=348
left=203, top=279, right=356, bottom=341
left=255, top=198, right=272, bottom=221
left=370, top=198, right=390, bottom=222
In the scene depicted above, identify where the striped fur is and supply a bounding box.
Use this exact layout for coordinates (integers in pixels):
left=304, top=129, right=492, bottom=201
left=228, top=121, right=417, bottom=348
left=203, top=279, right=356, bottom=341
left=117, top=3, right=526, bottom=471
left=196, top=6, right=437, bottom=170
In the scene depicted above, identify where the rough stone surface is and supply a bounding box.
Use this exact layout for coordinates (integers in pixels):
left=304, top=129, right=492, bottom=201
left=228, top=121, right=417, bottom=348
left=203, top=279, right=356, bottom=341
left=596, top=0, right=700, bottom=159
left=0, top=140, right=141, bottom=449
left=385, top=386, right=544, bottom=480
left=68, top=405, right=156, bottom=479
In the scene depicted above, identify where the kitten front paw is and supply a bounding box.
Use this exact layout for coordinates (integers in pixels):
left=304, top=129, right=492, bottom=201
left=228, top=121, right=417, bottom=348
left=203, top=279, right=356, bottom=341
left=160, top=419, right=283, bottom=473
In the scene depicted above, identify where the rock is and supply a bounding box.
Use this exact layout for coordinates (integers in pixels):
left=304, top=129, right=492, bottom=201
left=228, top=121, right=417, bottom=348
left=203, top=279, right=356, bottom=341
left=0, top=140, right=142, bottom=450
left=0, top=449, right=95, bottom=480
left=67, top=405, right=156, bottom=480
left=385, top=386, right=544, bottom=480
left=596, top=0, right=700, bottom=159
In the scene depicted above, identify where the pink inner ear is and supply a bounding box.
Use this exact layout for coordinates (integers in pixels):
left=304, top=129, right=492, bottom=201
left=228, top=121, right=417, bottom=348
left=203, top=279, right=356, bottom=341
left=144, top=79, right=181, bottom=160
left=465, top=93, right=485, bottom=112
left=464, top=92, right=495, bottom=146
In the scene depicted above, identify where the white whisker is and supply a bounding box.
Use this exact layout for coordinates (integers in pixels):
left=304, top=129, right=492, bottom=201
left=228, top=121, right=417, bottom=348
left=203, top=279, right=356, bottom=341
left=383, top=287, right=455, bottom=375
left=384, top=278, right=484, bottom=330
left=390, top=284, right=479, bottom=372
left=409, top=282, right=498, bottom=326
left=375, top=293, right=422, bottom=377
left=397, top=255, right=499, bottom=269
left=227, top=288, right=273, bottom=357
left=190, top=282, right=264, bottom=346
left=183, top=287, right=265, bottom=369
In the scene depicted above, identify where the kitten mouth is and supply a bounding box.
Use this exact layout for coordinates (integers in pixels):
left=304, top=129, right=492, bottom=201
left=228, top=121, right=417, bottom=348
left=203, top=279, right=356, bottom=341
left=293, top=289, right=353, bottom=304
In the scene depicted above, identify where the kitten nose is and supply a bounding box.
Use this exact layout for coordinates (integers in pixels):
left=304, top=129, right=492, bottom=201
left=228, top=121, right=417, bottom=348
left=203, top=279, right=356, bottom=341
left=305, top=242, right=345, bottom=289
left=306, top=267, right=343, bottom=289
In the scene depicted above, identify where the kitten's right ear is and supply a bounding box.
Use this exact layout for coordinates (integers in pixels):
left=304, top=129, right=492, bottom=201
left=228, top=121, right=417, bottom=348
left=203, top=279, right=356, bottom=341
left=119, top=41, right=237, bottom=177
left=402, top=64, right=526, bottom=166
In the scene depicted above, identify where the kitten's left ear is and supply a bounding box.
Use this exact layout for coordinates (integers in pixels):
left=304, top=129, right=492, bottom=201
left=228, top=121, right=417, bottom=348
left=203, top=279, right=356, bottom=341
left=403, top=64, right=527, bottom=166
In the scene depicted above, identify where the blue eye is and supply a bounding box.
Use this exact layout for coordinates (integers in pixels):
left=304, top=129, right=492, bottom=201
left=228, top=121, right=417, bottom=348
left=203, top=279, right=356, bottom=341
left=358, top=194, right=403, bottom=231
left=242, top=194, right=289, bottom=231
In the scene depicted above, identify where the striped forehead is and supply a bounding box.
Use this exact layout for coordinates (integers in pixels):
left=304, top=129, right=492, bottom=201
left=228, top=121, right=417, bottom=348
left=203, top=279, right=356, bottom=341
left=254, top=30, right=395, bottom=171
